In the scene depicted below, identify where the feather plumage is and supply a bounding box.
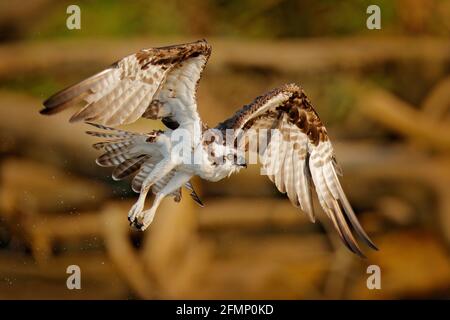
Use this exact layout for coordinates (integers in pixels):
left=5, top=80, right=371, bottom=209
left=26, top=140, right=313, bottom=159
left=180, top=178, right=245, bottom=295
left=41, top=40, right=375, bottom=255
left=217, top=83, right=377, bottom=255
left=40, top=39, right=211, bottom=129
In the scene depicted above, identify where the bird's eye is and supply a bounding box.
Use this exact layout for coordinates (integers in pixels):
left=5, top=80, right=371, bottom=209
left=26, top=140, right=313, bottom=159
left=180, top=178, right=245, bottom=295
left=226, top=153, right=234, bottom=161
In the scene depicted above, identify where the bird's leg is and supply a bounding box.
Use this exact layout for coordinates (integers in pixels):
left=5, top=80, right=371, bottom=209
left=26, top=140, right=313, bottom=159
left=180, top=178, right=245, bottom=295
left=128, top=158, right=174, bottom=225
left=138, top=171, right=192, bottom=231
left=128, top=189, right=148, bottom=224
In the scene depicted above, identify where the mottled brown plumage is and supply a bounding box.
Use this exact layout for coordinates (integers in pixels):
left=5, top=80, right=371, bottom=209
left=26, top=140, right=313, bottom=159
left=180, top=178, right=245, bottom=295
left=216, top=83, right=377, bottom=257
left=137, top=40, right=211, bottom=68
left=40, top=39, right=376, bottom=256
left=217, top=84, right=327, bottom=146
left=41, top=39, right=211, bottom=128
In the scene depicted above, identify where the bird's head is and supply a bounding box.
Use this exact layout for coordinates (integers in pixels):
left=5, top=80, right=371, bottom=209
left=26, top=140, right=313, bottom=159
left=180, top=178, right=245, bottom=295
left=210, top=144, right=247, bottom=175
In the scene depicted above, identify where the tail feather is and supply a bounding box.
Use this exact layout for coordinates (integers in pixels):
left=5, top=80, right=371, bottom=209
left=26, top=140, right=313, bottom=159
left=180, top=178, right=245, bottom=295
left=96, top=151, right=132, bottom=167
left=86, top=122, right=135, bottom=136
left=93, top=140, right=134, bottom=152
left=85, top=123, right=202, bottom=207
left=86, top=131, right=130, bottom=139
left=185, top=181, right=204, bottom=207
left=112, top=156, right=150, bottom=180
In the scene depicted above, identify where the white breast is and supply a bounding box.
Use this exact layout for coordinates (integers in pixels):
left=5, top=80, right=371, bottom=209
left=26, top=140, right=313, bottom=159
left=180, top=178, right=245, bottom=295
left=181, top=143, right=234, bottom=182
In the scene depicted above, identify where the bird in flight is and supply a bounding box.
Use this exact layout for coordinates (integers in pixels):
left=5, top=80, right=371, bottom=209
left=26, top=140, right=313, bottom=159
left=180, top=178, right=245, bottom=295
left=41, top=39, right=377, bottom=257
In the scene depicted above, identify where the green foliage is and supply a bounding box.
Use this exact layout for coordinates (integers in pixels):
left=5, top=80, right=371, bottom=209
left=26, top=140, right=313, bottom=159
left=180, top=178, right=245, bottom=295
left=22, top=0, right=414, bottom=40
left=29, top=0, right=186, bottom=40
left=0, top=75, right=60, bottom=99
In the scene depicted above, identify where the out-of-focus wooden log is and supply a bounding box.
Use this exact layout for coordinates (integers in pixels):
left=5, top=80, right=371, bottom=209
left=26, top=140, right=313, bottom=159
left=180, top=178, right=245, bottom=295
left=175, top=235, right=330, bottom=299
left=0, top=37, right=449, bottom=77
left=0, top=91, right=97, bottom=160
left=142, top=195, right=197, bottom=276
left=348, top=231, right=450, bottom=299
left=0, top=251, right=128, bottom=299
left=333, top=143, right=430, bottom=169
left=0, top=158, right=109, bottom=216
left=198, top=198, right=310, bottom=229
left=0, top=1, right=52, bottom=35
left=141, top=191, right=213, bottom=298
left=422, top=75, right=450, bottom=120
left=101, top=201, right=156, bottom=299
left=335, top=143, right=450, bottom=243
left=323, top=247, right=356, bottom=299
left=0, top=251, right=118, bottom=280
left=23, top=211, right=104, bottom=263
left=215, top=234, right=329, bottom=261
left=5, top=199, right=159, bottom=298
left=0, top=277, right=126, bottom=300
left=26, top=212, right=103, bottom=239
left=353, top=83, right=450, bottom=151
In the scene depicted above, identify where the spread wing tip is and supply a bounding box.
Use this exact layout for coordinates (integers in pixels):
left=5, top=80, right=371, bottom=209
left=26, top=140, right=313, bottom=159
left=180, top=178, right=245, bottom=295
left=69, top=112, right=86, bottom=123
left=39, top=107, right=53, bottom=115
left=40, top=94, right=68, bottom=114
left=337, top=196, right=378, bottom=251
left=330, top=192, right=378, bottom=256
left=42, top=93, right=60, bottom=108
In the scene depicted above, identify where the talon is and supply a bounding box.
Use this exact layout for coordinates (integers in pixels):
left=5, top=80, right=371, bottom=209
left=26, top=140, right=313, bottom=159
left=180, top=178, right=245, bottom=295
left=128, top=199, right=145, bottom=224
left=134, top=221, right=144, bottom=230
left=129, top=219, right=143, bottom=230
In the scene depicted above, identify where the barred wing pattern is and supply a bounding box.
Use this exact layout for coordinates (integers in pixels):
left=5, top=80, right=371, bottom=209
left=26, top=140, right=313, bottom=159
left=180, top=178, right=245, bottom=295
left=40, top=40, right=210, bottom=222
left=217, top=84, right=377, bottom=257
left=40, top=38, right=375, bottom=256
left=86, top=122, right=202, bottom=206
left=40, top=40, right=211, bottom=128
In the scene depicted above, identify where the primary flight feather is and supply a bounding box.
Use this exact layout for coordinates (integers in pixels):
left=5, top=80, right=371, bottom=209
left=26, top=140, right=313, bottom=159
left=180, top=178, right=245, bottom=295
left=41, top=39, right=377, bottom=257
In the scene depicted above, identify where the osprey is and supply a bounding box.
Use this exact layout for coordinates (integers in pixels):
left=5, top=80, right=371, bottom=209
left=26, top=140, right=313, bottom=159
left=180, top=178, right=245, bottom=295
left=40, top=40, right=377, bottom=257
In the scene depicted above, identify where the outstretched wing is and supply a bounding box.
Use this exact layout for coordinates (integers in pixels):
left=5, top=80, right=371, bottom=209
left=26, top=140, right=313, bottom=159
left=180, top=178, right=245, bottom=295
left=217, top=84, right=377, bottom=257
left=40, top=39, right=211, bottom=128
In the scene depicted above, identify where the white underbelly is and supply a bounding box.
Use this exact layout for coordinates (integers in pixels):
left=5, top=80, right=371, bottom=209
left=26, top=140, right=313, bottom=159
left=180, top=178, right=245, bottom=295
left=175, top=139, right=233, bottom=182
left=180, top=162, right=228, bottom=182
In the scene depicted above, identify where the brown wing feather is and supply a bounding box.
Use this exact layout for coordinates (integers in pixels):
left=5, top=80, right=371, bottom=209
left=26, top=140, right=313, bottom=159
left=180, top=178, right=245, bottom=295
left=217, top=84, right=377, bottom=257
left=41, top=39, right=211, bottom=128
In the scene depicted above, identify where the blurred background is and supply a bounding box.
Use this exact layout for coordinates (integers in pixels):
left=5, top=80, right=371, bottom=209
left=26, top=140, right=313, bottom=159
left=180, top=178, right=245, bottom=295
left=0, top=0, right=449, bottom=299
